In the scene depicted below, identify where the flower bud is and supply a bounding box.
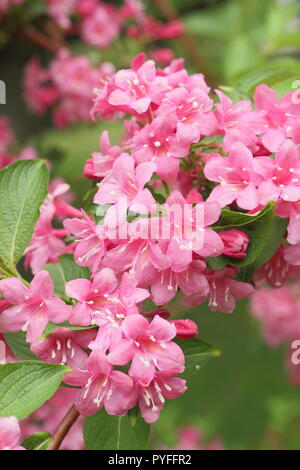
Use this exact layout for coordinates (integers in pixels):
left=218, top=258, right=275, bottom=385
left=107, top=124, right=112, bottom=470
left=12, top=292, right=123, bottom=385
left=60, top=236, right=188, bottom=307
left=219, top=229, right=249, bottom=259
left=144, top=308, right=170, bottom=320
left=170, top=319, right=198, bottom=340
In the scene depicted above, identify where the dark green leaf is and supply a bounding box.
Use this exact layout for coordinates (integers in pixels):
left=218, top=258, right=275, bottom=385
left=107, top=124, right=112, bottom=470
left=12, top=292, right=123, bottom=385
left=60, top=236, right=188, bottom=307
left=45, top=254, right=90, bottom=298
left=4, top=332, right=38, bottom=361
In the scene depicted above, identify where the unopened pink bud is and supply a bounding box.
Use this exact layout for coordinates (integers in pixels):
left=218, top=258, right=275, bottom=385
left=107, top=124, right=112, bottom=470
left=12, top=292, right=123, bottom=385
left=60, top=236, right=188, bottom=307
left=219, top=229, right=249, bottom=259
left=170, top=319, right=198, bottom=340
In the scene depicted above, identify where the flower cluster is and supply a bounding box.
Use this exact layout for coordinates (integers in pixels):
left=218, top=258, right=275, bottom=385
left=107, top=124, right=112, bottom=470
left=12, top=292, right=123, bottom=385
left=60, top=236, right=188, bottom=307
left=1, top=51, right=300, bottom=433
left=23, top=50, right=115, bottom=127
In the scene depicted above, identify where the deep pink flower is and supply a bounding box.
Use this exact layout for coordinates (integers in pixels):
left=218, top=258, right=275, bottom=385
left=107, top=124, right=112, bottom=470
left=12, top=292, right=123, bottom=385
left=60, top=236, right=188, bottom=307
left=0, top=271, right=71, bottom=342
left=0, top=417, right=24, bottom=450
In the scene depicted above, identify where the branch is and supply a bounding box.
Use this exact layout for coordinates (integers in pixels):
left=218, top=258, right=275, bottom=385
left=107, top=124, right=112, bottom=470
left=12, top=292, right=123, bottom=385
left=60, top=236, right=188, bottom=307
left=47, top=405, right=80, bottom=450
left=153, top=0, right=217, bottom=87
left=20, top=25, right=64, bottom=54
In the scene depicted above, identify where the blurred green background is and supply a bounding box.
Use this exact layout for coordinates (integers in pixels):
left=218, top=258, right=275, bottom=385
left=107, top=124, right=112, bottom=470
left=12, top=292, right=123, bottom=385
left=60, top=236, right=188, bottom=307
left=1, top=0, right=300, bottom=450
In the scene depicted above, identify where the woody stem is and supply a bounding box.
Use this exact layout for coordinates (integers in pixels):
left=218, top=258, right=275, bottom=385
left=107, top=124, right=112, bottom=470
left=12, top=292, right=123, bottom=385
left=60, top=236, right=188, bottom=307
left=47, top=405, right=80, bottom=450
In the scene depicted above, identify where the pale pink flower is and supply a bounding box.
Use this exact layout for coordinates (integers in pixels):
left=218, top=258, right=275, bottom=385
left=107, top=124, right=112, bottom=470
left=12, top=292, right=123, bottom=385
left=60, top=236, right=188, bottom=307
left=0, top=417, right=24, bottom=450
left=0, top=271, right=71, bottom=342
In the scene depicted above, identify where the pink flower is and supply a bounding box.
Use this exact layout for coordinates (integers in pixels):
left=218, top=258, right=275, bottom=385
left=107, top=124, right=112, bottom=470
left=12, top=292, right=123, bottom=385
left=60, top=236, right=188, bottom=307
left=254, top=84, right=300, bottom=152
left=255, top=245, right=300, bottom=287
left=276, top=200, right=300, bottom=245
left=94, top=155, right=157, bottom=214
left=219, top=229, right=249, bottom=259
left=81, top=4, right=120, bottom=49
left=254, top=140, right=300, bottom=204
left=46, top=0, right=75, bottom=29
left=250, top=285, right=300, bottom=346
left=72, top=350, right=135, bottom=417
left=0, top=117, right=14, bottom=156
left=184, top=267, right=254, bottom=313
left=159, top=86, right=216, bottom=144
left=0, top=271, right=71, bottom=342
left=205, top=142, right=261, bottom=210
left=84, top=130, right=129, bottom=180
left=151, top=260, right=209, bottom=305
left=138, top=370, right=187, bottom=423
left=214, top=90, right=265, bottom=153
left=132, top=117, right=190, bottom=182
left=107, top=314, right=184, bottom=387
left=63, top=211, right=106, bottom=274
left=0, top=417, right=24, bottom=450
left=30, top=328, right=96, bottom=377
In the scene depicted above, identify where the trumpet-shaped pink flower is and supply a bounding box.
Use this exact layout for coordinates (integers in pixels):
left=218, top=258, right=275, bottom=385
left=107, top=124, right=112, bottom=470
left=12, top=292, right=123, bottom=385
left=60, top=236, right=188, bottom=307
left=30, top=327, right=96, bottom=375
left=132, top=117, right=190, bottom=182
left=72, top=350, right=136, bottom=417
left=138, top=370, right=187, bottom=423
left=0, top=271, right=71, bottom=342
left=205, top=142, right=261, bottom=210
left=254, top=84, right=300, bottom=152
left=184, top=267, right=254, bottom=313
left=151, top=260, right=209, bottom=305
left=84, top=130, right=129, bottom=180
left=107, top=314, right=184, bottom=387
left=63, top=211, right=106, bottom=274
left=94, top=155, right=157, bottom=214
left=159, top=86, right=216, bottom=144
left=0, top=417, right=24, bottom=450
left=254, top=141, right=300, bottom=204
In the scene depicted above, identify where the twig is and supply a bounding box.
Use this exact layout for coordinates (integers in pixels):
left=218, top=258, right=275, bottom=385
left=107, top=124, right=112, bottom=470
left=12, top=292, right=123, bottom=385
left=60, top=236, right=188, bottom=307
left=21, top=25, right=63, bottom=54
left=47, top=405, right=80, bottom=450
left=153, top=0, right=216, bottom=87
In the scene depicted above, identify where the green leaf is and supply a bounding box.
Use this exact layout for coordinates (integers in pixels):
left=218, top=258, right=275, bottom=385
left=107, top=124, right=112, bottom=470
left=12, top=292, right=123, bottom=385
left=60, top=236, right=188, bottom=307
left=176, top=338, right=221, bottom=379
left=0, top=362, right=70, bottom=418
left=234, top=65, right=300, bottom=95
left=84, top=409, right=150, bottom=450
left=207, top=203, right=288, bottom=278
left=4, top=332, right=39, bottom=361
left=41, top=321, right=96, bottom=339
left=21, top=432, right=52, bottom=450
left=45, top=254, right=90, bottom=298
left=0, top=160, right=48, bottom=273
